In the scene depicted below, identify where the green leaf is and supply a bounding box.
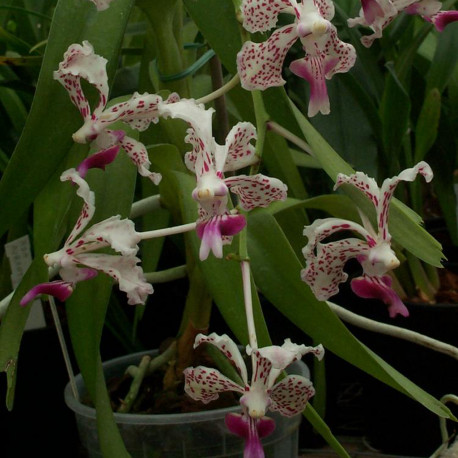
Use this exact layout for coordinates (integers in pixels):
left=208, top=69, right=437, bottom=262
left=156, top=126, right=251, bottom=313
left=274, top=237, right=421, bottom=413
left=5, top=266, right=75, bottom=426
left=264, top=132, right=308, bottom=199
left=0, top=0, right=135, bottom=238
left=0, top=257, right=47, bottom=410
left=414, top=88, right=441, bottom=162
left=303, top=404, right=350, bottom=458
left=309, top=76, right=378, bottom=176
left=247, top=210, right=452, bottom=420
left=289, top=99, right=444, bottom=267
left=426, top=22, right=458, bottom=94
left=380, top=62, right=411, bottom=160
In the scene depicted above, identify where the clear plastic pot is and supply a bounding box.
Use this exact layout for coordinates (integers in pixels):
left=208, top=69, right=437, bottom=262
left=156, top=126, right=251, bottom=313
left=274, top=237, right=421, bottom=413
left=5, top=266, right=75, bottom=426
left=64, top=350, right=309, bottom=457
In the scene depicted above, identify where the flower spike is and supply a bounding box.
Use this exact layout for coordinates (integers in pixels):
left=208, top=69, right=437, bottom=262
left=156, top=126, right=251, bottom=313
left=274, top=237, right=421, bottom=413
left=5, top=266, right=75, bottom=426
left=184, top=334, right=323, bottom=458
left=238, top=0, right=356, bottom=116
left=302, top=162, right=433, bottom=317
left=21, top=157, right=153, bottom=307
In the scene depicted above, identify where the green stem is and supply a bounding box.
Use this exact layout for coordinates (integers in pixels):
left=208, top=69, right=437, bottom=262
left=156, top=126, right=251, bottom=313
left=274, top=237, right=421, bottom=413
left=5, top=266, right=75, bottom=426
left=241, top=260, right=257, bottom=350
left=49, top=296, right=79, bottom=402
left=118, top=355, right=151, bottom=413
left=267, top=121, right=314, bottom=155
left=196, top=74, right=240, bottom=105
left=250, top=90, right=270, bottom=175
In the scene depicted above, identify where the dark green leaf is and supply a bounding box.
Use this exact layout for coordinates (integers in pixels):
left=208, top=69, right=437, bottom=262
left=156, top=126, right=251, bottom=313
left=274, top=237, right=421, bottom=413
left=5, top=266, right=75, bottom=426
left=426, top=22, right=458, bottom=94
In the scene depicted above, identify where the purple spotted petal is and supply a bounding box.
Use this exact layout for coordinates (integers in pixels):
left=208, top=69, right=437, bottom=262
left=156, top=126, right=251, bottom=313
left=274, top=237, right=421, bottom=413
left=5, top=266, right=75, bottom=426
left=54, top=41, right=108, bottom=124
left=77, top=216, right=141, bottom=256
left=20, top=281, right=74, bottom=306
left=257, top=340, right=324, bottom=373
left=98, top=92, right=179, bottom=133
left=60, top=169, right=96, bottom=245
left=270, top=375, right=315, bottom=416
left=76, top=145, right=120, bottom=178
left=225, top=413, right=275, bottom=458
left=237, top=24, right=298, bottom=91
left=241, top=0, right=293, bottom=33
left=117, top=134, right=162, bottom=184
left=302, top=237, right=371, bottom=300
left=196, top=214, right=246, bottom=260
left=351, top=275, right=409, bottom=318
left=224, top=174, right=288, bottom=211
left=194, top=333, right=248, bottom=383
left=377, top=162, right=433, bottom=241
left=430, top=10, right=458, bottom=30
left=75, top=253, right=153, bottom=305
left=220, top=122, right=258, bottom=173
left=183, top=366, right=245, bottom=403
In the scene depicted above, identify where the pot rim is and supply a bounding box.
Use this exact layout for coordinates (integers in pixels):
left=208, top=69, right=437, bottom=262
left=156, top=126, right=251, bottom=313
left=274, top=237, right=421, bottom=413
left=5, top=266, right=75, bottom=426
left=65, top=348, right=309, bottom=425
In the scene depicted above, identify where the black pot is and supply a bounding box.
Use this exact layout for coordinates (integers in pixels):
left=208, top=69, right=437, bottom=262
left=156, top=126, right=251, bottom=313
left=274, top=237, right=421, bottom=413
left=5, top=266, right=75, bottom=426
left=337, top=292, right=458, bottom=456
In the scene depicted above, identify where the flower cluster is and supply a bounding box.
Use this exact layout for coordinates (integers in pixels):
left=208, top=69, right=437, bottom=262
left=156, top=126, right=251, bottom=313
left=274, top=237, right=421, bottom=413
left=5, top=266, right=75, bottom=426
left=16, top=0, right=443, bottom=455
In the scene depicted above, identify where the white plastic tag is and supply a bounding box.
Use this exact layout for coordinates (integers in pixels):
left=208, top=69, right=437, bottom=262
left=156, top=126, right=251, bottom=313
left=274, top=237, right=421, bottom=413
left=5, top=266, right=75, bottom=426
left=5, top=235, right=46, bottom=330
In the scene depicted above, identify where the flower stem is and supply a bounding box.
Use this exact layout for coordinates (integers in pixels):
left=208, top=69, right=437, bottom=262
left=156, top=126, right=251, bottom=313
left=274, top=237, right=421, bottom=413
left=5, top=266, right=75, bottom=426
left=196, top=73, right=240, bottom=105
left=250, top=90, right=270, bottom=174
left=139, top=222, right=196, bottom=240
left=267, top=121, right=314, bottom=156
left=49, top=296, right=79, bottom=401
left=117, top=355, right=151, bottom=413
left=241, top=260, right=258, bottom=351
left=327, top=301, right=458, bottom=360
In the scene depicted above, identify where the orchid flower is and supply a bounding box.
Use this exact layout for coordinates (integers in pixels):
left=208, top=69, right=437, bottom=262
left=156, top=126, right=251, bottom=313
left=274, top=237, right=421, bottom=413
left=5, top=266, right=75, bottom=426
left=348, top=0, right=458, bottom=47
left=54, top=41, right=179, bottom=184
left=237, top=0, right=356, bottom=117
left=301, top=162, right=433, bottom=317
left=20, top=149, right=153, bottom=307
left=184, top=333, right=324, bottom=458
left=160, top=99, right=288, bottom=260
